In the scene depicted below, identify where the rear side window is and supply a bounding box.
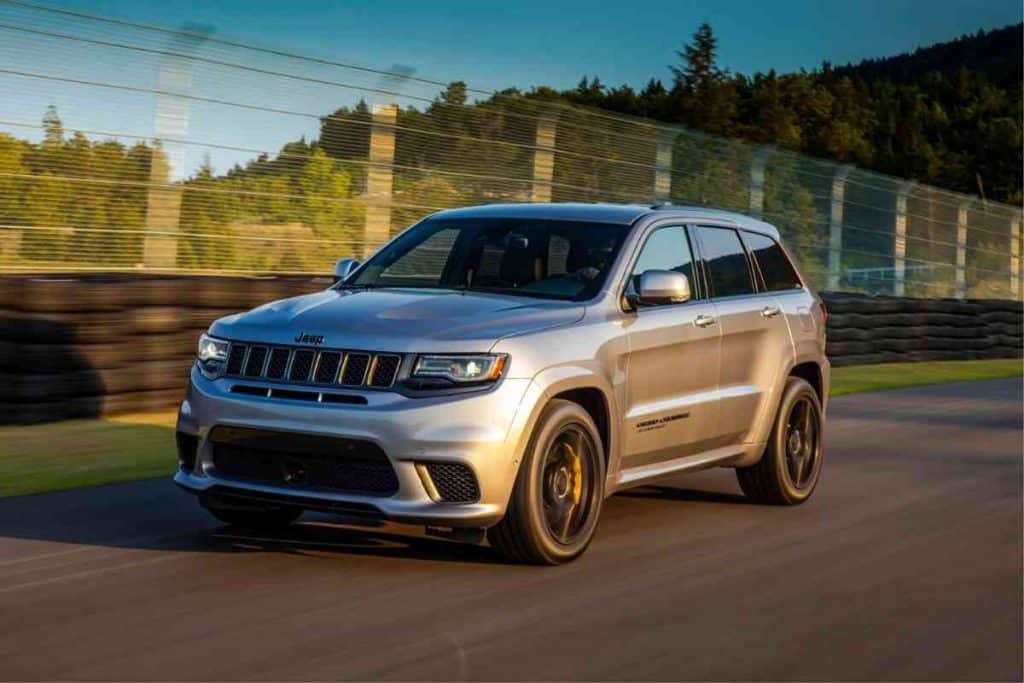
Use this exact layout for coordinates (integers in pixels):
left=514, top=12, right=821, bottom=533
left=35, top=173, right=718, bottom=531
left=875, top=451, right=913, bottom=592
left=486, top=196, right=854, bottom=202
left=745, top=231, right=802, bottom=291
left=695, top=226, right=754, bottom=298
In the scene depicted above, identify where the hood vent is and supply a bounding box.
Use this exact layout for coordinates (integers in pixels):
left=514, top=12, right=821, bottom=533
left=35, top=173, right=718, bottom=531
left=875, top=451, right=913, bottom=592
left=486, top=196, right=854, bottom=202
left=224, top=342, right=401, bottom=390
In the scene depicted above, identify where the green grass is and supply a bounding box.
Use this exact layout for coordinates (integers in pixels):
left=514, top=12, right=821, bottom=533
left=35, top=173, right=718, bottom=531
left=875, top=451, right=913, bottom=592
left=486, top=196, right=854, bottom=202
left=0, top=359, right=1020, bottom=498
left=0, top=419, right=176, bottom=498
left=830, top=358, right=1021, bottom=397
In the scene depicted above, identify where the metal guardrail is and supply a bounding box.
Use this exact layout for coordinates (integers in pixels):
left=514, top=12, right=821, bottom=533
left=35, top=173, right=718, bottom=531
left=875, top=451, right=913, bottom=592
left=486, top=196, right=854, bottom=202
left=0, top=0, right=1021, bottom=298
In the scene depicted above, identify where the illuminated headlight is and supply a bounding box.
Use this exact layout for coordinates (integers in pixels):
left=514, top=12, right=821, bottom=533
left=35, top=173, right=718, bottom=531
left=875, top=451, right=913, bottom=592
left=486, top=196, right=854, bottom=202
left=412, top=354, right=507, bottom=384
left=196, top=333, right=229, bottom=379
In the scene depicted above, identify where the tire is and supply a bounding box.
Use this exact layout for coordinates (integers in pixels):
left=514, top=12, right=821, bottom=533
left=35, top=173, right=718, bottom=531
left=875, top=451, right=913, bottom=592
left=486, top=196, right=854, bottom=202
left=736, top=376, right=824, bottom=505
left=488, top=399, right=606, bottom=565
left=204, top=504, right=302, bottom=529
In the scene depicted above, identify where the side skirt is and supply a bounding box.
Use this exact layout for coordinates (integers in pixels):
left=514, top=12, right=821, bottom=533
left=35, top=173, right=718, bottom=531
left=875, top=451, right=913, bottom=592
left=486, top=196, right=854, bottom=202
left=606, top=441, right=765, bottom=495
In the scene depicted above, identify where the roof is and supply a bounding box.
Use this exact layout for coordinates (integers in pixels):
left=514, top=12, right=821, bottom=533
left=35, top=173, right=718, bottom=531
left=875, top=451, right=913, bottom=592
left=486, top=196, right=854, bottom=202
left=428, top=202, right=780, bottom=238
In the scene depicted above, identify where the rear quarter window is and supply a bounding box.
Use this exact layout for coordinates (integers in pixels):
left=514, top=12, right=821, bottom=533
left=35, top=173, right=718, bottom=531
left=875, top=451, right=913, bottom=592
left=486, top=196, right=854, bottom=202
left=744, top=231, right=802, bottom=292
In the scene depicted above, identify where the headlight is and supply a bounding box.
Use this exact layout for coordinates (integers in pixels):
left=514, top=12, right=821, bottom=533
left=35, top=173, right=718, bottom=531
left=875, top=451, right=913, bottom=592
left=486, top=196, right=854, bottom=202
left=196, top=333, right=230, bottom=379
left=411, top=354, right=507, bottom=385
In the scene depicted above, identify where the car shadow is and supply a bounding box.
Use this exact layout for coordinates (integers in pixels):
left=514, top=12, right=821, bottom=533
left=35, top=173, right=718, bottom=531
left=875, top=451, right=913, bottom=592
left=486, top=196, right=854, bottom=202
left=0, top=479, right=508, bottom=565
left=0, top=479, right=750, bottom=567
left=616, top=484, right=751, bottom=505
left=208, top=517, right=502, bottom=564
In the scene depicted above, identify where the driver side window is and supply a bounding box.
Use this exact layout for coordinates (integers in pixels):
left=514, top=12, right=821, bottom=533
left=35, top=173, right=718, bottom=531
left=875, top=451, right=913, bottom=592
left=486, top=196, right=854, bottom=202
left=628, top=226, right=697, bottom=299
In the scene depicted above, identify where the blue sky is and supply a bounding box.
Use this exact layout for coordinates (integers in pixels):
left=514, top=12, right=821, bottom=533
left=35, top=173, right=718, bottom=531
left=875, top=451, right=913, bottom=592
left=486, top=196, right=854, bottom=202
left=1, top=0, right=1020, bottom=176
left=51, top=0, right=1022, bottom=89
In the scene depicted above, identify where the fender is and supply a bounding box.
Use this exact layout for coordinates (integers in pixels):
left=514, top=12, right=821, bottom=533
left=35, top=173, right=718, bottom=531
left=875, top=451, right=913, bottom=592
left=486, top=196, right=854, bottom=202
left=502, top=363, right=620, bottom=499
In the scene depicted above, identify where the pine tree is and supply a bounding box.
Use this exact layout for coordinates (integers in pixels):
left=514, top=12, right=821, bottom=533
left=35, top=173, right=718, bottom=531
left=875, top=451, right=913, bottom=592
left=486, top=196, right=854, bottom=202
left=42, top=105, right=63, bottom=148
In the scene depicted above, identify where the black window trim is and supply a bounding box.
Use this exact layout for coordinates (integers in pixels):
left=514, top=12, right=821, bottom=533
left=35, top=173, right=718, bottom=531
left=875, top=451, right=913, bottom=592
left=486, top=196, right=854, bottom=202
left=618, top=221, right=707, bottom=311
left=690, top=224, right=760, bottom=301
left=736, top=229, right=767, bottom=293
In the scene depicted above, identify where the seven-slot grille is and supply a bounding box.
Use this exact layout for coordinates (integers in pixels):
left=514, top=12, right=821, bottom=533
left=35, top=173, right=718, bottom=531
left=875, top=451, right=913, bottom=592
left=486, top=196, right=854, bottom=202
left=225, top=342, right=401, bottom=389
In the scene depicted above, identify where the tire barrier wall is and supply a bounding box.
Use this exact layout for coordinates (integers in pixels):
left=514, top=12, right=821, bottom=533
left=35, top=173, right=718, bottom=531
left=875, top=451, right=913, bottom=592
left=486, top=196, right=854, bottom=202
left=0, top=275, right=330, bottom=425
left=0, top=276, right=1020, bottom=424
left=823, top=292, right=1022, bottom=367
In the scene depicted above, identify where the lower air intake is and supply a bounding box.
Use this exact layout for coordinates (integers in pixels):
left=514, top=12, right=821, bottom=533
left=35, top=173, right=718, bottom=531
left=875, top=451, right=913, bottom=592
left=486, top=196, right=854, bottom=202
left=425, top=462, right=480, bottom=503
left=208, top=426, right=398, bottom=497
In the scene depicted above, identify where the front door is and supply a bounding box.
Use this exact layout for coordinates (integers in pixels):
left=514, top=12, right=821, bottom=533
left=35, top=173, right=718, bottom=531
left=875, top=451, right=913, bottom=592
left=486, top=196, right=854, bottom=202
left=621, top=225, right=722, bottom=469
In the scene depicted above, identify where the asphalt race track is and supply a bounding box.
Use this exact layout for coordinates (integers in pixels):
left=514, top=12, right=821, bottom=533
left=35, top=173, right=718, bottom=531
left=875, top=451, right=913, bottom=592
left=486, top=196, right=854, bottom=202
left=0, top=379, right=1020, bottom=681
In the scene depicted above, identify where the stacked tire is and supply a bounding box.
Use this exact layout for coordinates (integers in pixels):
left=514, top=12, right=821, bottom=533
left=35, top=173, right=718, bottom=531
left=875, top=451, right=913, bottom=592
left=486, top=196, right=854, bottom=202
left=0, top=274, right=326, bottom=424
left=822, top=292, right=1023, bottom=367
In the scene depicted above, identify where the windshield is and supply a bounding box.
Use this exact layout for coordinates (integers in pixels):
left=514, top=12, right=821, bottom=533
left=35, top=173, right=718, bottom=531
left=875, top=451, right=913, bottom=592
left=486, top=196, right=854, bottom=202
left=348, top=218, right=629, bottom=301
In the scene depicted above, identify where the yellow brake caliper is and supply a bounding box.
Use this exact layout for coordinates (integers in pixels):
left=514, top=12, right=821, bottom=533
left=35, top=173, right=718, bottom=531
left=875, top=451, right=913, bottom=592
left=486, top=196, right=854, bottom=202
left=565, top=442, right=583, bottom=506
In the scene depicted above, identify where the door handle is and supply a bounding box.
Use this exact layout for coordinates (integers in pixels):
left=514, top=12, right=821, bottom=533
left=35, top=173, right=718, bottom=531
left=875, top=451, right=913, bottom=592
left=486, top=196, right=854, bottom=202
left=694, top=314, right=716, bottom=328
left=761, top=306, right=781, bottom=318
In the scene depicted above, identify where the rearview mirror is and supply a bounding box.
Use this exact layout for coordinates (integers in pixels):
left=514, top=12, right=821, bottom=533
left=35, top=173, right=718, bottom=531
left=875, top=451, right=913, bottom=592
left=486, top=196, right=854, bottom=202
left=637, top=270, right=691, bottom=305
left=333, top=258, right=360, bottom=283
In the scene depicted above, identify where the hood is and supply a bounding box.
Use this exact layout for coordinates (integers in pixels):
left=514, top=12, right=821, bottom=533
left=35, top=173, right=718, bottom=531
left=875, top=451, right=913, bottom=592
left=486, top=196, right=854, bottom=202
left=208, top=288, right=585, bottom=352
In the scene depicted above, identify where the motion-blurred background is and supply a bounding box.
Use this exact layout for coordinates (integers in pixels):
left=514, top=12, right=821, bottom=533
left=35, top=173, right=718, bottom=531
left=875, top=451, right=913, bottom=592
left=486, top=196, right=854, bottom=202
left=0, top=0, right=1021, bottom=431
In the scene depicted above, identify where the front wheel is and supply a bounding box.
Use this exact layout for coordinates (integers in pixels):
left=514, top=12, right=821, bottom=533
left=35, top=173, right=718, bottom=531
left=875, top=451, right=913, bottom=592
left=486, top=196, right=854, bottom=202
left=736, top=376, right=824, bottom=505
left=488, top=399, right=606, bottom=564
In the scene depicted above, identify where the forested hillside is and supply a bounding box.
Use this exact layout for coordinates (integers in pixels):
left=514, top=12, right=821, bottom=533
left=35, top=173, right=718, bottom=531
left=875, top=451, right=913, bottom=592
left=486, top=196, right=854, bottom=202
left=569, top=23, right=1023, bottom=203
left=324, top=22, right=1022, bottom=204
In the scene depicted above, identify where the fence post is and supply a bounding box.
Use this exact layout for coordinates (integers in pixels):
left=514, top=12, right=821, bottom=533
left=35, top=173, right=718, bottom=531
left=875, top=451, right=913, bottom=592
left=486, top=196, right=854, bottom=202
left=531, top=115, right=557, bottom=203
left=827, top=165, right=851, bottom=291
left=893, top=181, right=915, bottom=296
left=1011, top=215, right=1021, bottom=300
left=142, top=156, right=183, bottom=269
left=955, top=202, right=969, bottom=298
left=748, top=146, right=773, bottom=219
left=653, top=128, right=675, bottom=203
left=363, top=103, right=398, bottom=258
left=143, top=31, right=207, bottom=269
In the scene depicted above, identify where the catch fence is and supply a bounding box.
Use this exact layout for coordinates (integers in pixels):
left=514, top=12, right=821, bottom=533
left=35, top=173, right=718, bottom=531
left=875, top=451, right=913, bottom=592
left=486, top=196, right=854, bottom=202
left=0, top=0, right=1021, bottom=299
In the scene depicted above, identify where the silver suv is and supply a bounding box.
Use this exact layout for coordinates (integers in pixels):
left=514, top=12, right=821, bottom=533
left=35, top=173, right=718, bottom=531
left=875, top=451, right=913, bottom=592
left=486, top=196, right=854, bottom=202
left=176, top=203, right=829, bottom=564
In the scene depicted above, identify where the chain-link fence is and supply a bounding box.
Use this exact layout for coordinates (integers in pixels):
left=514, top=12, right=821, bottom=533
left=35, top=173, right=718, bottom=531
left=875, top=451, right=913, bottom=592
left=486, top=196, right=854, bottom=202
left=0, top=0, right=1021, bottom=298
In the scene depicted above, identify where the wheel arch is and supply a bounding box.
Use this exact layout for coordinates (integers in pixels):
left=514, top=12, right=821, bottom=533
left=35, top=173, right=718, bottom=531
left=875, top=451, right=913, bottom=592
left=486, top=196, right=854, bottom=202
left=508, top=367, right=619, bottom=482
left=789, top=360, right=824, bottom=403
left=733, top=357, right=828, bottom=467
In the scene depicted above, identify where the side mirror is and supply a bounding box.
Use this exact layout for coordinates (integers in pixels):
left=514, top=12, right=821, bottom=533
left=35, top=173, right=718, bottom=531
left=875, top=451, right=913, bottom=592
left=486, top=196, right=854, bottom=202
left=637, top=270, right=691, bottom=306
left=333, top=258, right=360, bottom=283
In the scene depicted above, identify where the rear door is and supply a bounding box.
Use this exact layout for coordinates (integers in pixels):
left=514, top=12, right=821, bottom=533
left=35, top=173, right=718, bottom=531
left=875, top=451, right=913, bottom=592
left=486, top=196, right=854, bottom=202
left=693, top=225, right=792, bottom=445
left=621, top=225, right=722, bottom=468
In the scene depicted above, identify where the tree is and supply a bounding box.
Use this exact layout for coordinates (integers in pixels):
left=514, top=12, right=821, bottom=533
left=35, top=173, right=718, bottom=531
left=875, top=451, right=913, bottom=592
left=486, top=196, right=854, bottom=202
left=42, top=105, right=63, bottom=147
left=670, top=22, right=738, bottom=135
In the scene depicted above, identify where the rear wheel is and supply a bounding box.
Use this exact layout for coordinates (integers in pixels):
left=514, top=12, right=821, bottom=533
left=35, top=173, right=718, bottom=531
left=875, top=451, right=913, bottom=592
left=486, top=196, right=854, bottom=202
left=203, top=503, right=302, bottom=530
left=737, top=376, right=823, bottom=505
left=488, top=399, right=605, bottom=564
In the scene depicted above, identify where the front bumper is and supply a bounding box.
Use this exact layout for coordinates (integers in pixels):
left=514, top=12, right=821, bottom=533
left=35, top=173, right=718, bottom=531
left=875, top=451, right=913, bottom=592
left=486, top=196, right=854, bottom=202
left=175, top=365, right=535, bottom=528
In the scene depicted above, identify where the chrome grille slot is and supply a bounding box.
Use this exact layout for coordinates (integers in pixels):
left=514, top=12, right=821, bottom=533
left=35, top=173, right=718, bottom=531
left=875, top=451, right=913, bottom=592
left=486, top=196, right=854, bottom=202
left=314, top=351, right=342, bottom=383
left=341, top=353, right=370, bottom=386
left=369, top=354, right=401, bottom=387
left=218, top=341, right=400, bottom=391
left=265, top=348, right=290, bottom=380
left=243, top=346, right=268, bottom=377
left=289, top=349, right=316, bottom=382
left=226, top=344, right=247, bottom=375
